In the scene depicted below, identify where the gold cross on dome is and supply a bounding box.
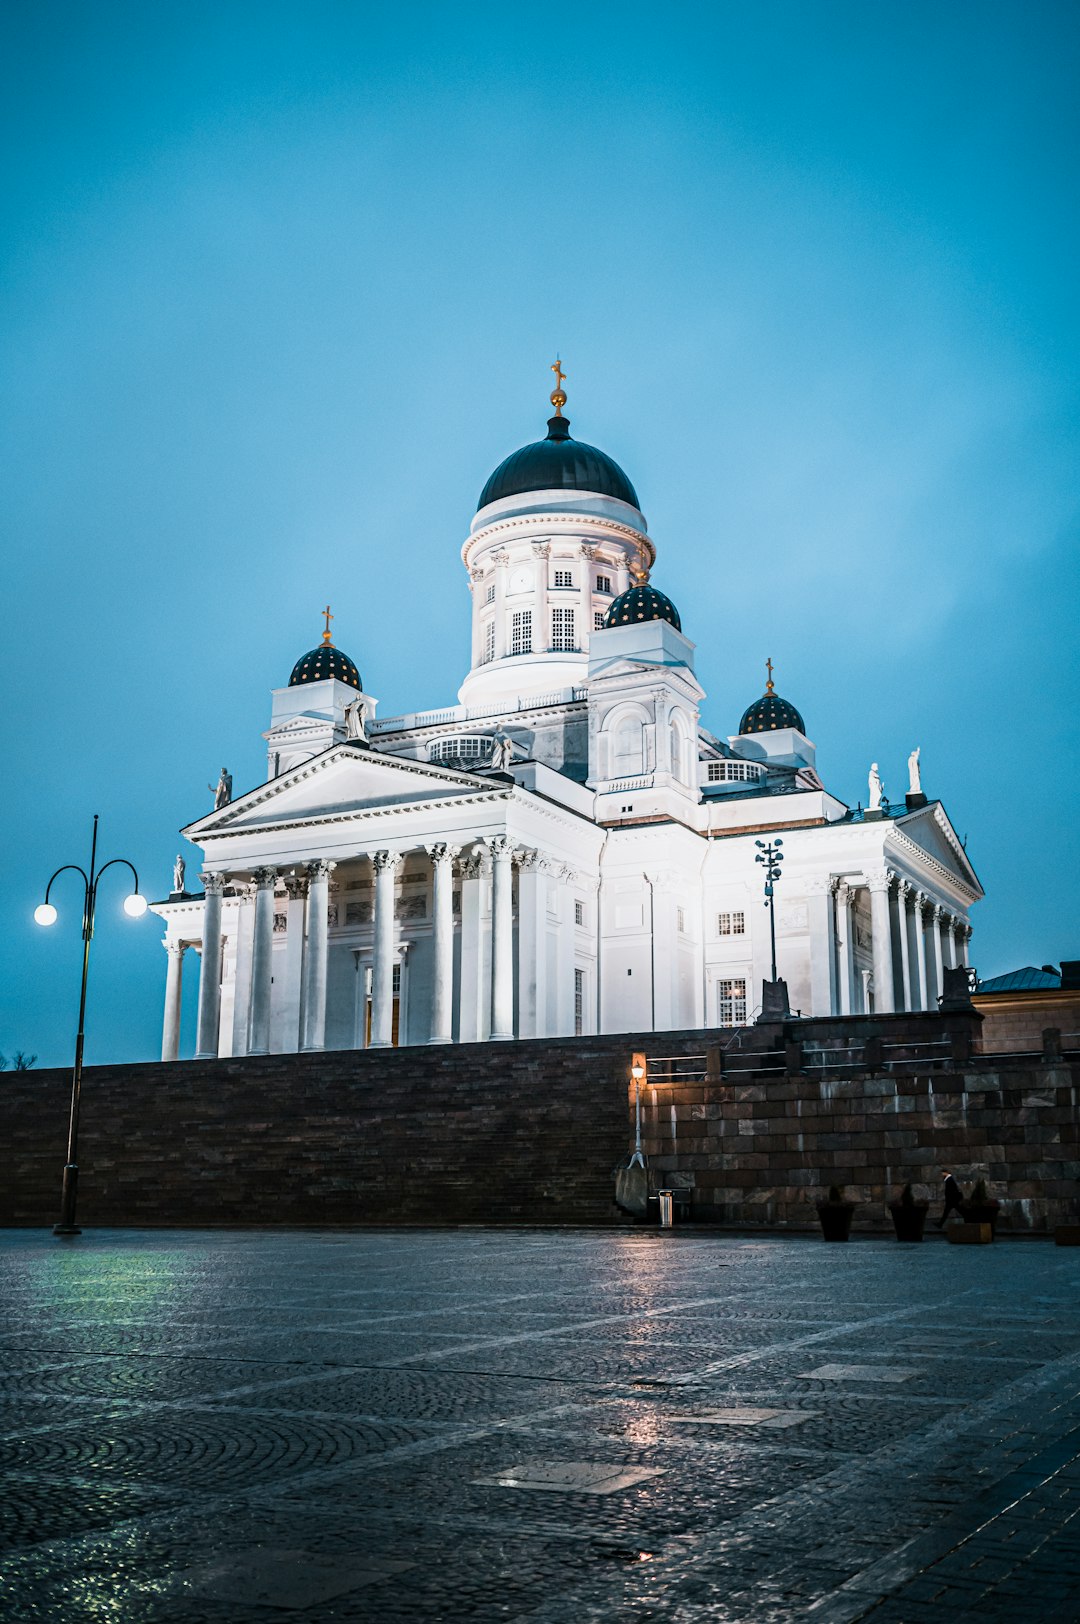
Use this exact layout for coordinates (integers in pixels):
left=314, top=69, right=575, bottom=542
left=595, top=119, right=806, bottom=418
left=549, top=357, right=567, bottom=416
left=322, top=604, right=334, bottom=646
left=765, top=657, right=775, bottom=694
left=551, top=358, right=566, bottom=391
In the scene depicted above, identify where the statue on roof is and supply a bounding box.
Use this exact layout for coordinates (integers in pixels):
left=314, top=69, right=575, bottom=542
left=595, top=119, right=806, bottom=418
left=908, top=747, right=922, bottom=796
left=868, top=762, right=884, bottom=811
left=344, top=696, right=367, bottom=744
left=492, top=729, right=517, bottom=772
left=210, top=768, right=232, bottom=810
left=172, top=854, right=186, bottom=895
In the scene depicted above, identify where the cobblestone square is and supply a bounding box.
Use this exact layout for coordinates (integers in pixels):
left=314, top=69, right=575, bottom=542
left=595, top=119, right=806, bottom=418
left=1, top=1228, right=1079, bottom=1621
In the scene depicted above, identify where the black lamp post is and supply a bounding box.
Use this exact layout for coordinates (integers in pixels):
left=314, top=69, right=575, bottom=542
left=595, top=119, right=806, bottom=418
left=35, top=814, right=147, bottom=1236
left=755, top=838, right=784, bottom=982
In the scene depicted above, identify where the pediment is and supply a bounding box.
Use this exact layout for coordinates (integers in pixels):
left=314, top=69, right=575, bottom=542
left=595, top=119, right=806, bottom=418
left=184, top=745, right=500, bottom=838
left=889, top=803, right=983, bottom=897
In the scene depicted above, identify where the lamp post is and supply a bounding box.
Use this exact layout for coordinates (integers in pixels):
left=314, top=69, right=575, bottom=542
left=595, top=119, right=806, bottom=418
left=629, top=1055, right=647, bottom=1168
left=755, top=838, right=784, bottom=982
left=35, top=814, right=147, bottom=1236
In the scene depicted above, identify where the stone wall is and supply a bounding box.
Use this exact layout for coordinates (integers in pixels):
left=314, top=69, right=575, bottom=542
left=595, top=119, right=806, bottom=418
left=974, top=988, right=1080, bottom=1056
left=2, top=1012, right=1077, bottom=1231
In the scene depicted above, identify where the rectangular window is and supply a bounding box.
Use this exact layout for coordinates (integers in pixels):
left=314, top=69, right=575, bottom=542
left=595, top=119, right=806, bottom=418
left=596, top=574, right=612, bottom=594
left=717, top=911, right=747, bottom=936
left=485, top=583, right=495, bottom=605
left=554, top=568, right=573, bottom=588
left=574, top=967, right=585, bottom=1035
left=719, top=977, right=747, bottom=1026
left=551, top=607, right=576, bottom=652
left=392, top=963, right=401, bottom=996
left=574, top=899, right=584, bottom=926
left=483, top=620, right=495, bottom=664
left=511, top=610, right=532, bottom=655
left=593, top=610, right=605, bottom=631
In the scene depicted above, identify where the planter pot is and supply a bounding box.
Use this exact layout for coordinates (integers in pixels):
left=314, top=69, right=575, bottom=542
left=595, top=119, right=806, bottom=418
left=960, top=1201, right=1000, bottom=1236
left=816, top=1202, right=856, bottom=1242
left=889, top=1201, right=929, bottom=1242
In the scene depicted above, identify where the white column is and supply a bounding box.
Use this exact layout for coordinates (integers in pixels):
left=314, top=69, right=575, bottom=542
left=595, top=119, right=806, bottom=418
left=492, top=550, right=510, bottom=661
left=867, top=869, right=896, bottom=1014
left=533, top=542, right=550, bottom=653
left=807, top=876, right=836, bottom=1016
left=371, top=849, right=403, bottom=1048
left=457, top=850, right=485, bottom=1041
left=578, top=543, right=595, bottom=651
left=161, top=942, right=186, bottom=1061
left=426, top=843, right=459, bottom=1044
left=248, top=867, right=277, bottom=1055
left=835, top=881, right=854, bottom=1016
left=959, top=924, right=971, bottom=967
left=515, top=850, right=548, bottom=1038
left=896, top=881, right=913, bottom=1013
left=230, top=884, right=256, bottom=1057
left=195, top=874, right=226, bottom=1058
left=489, top=835, right=514, bottom=1039
left=944, top=916, right=958, bottom=970
left=927, top=902, right=945, bottom=1008
left=913, top=892, right=929, bottom=1010
left=278, top=873, right=307, bottom=1053
left=300, top=858, right=335, bottom=1051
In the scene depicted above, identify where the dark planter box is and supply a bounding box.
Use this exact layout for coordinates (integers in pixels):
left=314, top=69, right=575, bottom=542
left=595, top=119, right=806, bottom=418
left=816, top=1201, right=856, bottom=1241
left=960, top=1201, right=1000, bottom=1236
left=889, top=1201, right=929, bottom=1242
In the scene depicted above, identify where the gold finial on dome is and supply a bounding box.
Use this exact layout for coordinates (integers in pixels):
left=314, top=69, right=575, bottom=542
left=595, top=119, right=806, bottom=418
left=549, top=356, right=567, bottom=416
left=631, top=539, right=651, bottom=586
left=321, top=604, right=334, bottom=646
left=765, top=656, right=775, bottom=694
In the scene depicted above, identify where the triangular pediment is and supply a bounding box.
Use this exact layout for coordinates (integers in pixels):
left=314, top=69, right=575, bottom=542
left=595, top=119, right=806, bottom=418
left=184, top=745, right=502, bottom=838
left=890, top=802, right=983, bottom=897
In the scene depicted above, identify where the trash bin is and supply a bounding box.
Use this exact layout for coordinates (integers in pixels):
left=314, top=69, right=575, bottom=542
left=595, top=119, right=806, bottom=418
left=658, top=1190, right=674, bottom=1228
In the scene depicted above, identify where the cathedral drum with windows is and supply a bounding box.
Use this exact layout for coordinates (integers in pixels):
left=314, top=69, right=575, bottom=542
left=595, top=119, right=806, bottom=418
left=152, top=369, right=982, bottom=1059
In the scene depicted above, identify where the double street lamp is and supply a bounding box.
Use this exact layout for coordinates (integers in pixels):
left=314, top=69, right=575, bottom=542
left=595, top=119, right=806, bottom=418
left=35, top=814, right=147, bottom=1236
left=755, top=838, right=784, bottom=983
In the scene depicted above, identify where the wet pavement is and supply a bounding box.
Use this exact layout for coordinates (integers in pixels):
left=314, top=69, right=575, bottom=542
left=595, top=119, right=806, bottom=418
left=1, top=1227, right=1078, bottom=1622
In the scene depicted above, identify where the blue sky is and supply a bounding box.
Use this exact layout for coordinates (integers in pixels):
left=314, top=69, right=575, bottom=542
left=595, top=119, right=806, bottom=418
left=2, top=1, right=1077, bottom=1067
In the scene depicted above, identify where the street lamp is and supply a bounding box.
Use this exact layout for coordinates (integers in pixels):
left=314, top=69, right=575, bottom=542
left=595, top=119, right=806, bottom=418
left=755, top=838, right=784, bottom=983
left=629, top=1056, right=646, bottom=1168
left=35, top=814, right=147, bottom=1236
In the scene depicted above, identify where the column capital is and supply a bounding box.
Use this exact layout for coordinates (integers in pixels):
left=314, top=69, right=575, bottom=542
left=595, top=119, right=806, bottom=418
left=201, top=872, right=228, bottom=895
left=283, top=873, right=309, bottom=900
left=579, top=542, right=597, bottom=560
left=492, top=548, right=510, bottom=566
left=372, top=849, right=404, bottom=875
left=928, top=900, right=944, bottom=922
left=804, top=874, right=833, bottom=897
left=486, top=834, right=513, bottom=861
left=835, top=878, right=853, bottom=907
left=531, top=541, right=551, bottom=559
left=164, top=940, right=187, bottom=958
left=459, top=850, right=485, bottom=881
left=425, top=842, right=461, bottom=866
left=305, top=858, right=337, bottom=881
left=251, top=866, right=277, bottom=888
left=515, top=847, right=543, bottom=871
left=896, top=878, right=913, bottom=902
left=865, top=867, right=894, bottom=895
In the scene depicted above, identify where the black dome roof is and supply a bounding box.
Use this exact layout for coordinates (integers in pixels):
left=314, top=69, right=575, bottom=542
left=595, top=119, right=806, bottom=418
left=478, top=415, right=640, bottom=512
left=604, top=581, right=681, bottom=632
left=289, top=643, right=362, bottom=690
left=739, top=690, right=805, bottom=735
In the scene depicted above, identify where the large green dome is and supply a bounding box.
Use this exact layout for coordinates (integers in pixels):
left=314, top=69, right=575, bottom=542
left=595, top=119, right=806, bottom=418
left=478, top=415, right=640, bottom=512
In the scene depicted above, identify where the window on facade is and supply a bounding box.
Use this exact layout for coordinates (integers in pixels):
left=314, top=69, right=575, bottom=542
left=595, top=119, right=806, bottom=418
left=706, top=760, right=763, bottom=783
left=594, top=611, right=605, bottom=631
left=718, top=911, right=746, bottom=936
left=719, top=977, right=747, bottom=1026
left=574, top=967, right=585, bottom=1035
left=551, top=607, right=576, bottom=652
left=431, top=735, right=486, bottom=763
left=596, top=574, right=612, bottom=594
left=392, top=963, right=401, bottom=996
left=676, top=906, right=686, bottom=934
left=574, top=899, right=584, bottom=926
left=670, top=718, right=685, bottom=784
left=511, top=610, right=532, bottom=655
left=482, top=620, right=495, bottom=664
left=485, top=583, right=495, bottom=605
left=613, top=717, right=645, bottom=776
left=554, top=568, right=573, bottom=587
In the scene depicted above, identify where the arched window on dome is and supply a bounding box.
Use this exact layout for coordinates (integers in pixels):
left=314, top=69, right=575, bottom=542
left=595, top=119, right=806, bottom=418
left=613, top=716, right=645, bottom=778
left=669, top=714, right=690, bottom=785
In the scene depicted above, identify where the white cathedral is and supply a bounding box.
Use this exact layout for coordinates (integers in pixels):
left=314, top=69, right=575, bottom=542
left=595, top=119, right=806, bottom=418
left=153, top=372, right=983, bottom=1061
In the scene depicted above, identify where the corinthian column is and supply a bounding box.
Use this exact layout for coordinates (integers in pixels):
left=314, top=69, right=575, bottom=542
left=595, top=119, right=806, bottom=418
left=300, top=859, right=335, bottom=1051
left=195, top=874, right=226, bottom=1058
left=370, top=850, right=403, bottom=1047
left=896, top=881, right=913, bottom=1012
left=867, top=869, right=896, bottom=1014
left=248, top=867, right=277, bottom=1055
left=913, top=892, right=929, bottom=1010
left=162, top=942, right=186, bottom=1061
left=426, top=843, right=459, bottom=1044
left=927, top=902, right=945, bottom=1009
left=835, top=881, right=854, bottom=1016
left=488, top=835, right=514, bottom=1040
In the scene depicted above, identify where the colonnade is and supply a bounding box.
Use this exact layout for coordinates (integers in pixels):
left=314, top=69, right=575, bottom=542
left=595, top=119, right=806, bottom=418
left=830, top=869, right=970, bottom=1016
left=164, top=837, right=576, bottom=1061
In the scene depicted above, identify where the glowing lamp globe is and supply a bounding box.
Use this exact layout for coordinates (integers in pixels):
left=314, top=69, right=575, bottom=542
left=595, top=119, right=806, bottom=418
left=124, top=893, right=148, bottom=919
left=34, top=903, right=57, bottom=927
